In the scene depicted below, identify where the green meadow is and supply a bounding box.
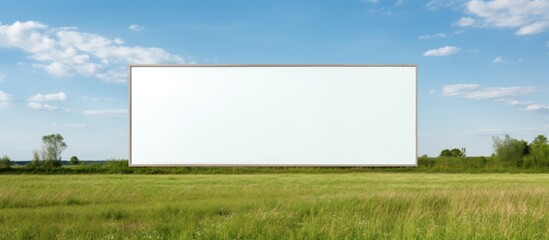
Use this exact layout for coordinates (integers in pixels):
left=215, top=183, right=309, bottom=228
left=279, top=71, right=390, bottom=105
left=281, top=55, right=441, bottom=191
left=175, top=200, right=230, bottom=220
left=1, top=173, right=548, bottom=239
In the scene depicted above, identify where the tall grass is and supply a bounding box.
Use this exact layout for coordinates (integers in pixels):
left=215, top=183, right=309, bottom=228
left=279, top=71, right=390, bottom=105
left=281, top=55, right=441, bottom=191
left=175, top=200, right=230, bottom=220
left=0, top=174, right=548, bottom=239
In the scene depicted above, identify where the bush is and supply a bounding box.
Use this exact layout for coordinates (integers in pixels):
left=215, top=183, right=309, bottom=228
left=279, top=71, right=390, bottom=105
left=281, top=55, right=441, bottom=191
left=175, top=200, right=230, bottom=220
left=43, top=160, right=63, bottom=168
left=104, top=159, right=131, bottom=173
left=70, top=156, right=80, bottom=165
left=493, top=135, right=528, bottom=167
left=0, top=155, right=11, bottom=169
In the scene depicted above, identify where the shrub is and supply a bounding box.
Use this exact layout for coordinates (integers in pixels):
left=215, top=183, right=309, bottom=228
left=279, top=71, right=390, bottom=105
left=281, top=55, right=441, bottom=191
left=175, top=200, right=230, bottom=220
left=493, top=135, right=528, bottom=167
left=0, top=155, right=11, bottom=169
left=70, top=156, right=80, bottom=165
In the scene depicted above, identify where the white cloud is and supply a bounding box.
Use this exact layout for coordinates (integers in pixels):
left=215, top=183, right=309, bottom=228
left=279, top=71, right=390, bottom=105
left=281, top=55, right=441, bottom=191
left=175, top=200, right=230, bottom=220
left=423, top=46, right=461, bottom=56
left=442, top=84, right=537, bottom=100
left=0, top=21, right=184, bottom=83
left=462, top=0, right=549, bottom=35
left=442, top=84, right=480, bottom=96
left=495, top=98, right=531, bottom=106
left=455, top=17, right=476, bottom=27
left=83, top=109, right=128, bottom=117
left=0, top=90, right=13, bottom=108
left=27, top=101, right=60, bottom=111
left=493, top=56, right=504, bottom=63
left=81, top=96, right=113, bottom=101
left=366, top=8, right=403, bottom=16
left=65, top=123, right=86, bottom=128
left=425, top=0, right=467, bottom=10
left=395, top=0, right=406, bottom=6
left=29, top=92, right=67, bottom=101
left=523, top=104, right=549, bottom=113
left=129, top=24, right=145, bottom=32
left=418, top=33, right=447, bottom=40
left=364, top=0, right=379, bottom=3
left=442, top=84, right=549, bottom=114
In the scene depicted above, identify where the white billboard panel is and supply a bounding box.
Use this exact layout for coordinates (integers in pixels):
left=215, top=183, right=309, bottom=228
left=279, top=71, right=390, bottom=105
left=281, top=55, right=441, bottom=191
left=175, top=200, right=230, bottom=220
left=130, top=65, right=417, bottom=166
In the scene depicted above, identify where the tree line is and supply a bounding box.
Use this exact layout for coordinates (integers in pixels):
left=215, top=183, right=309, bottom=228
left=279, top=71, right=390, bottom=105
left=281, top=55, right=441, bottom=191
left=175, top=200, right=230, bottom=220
left=436, top=134, right=549, bottom=168
left=1, top=133, right=549, bottom=172
left=1, top=133, right=79, bottom=169
left=492, top=134, right=549, bottom=167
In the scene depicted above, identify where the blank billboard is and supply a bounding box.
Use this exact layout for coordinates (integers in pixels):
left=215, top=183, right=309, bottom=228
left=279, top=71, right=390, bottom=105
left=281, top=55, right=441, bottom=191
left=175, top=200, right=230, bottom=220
left=130, top=65, right=417, bottom=166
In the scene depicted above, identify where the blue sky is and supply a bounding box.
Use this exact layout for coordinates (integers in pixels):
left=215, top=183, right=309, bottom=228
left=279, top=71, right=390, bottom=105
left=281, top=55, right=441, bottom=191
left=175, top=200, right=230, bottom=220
left=1, top=0, right=549, bottom=160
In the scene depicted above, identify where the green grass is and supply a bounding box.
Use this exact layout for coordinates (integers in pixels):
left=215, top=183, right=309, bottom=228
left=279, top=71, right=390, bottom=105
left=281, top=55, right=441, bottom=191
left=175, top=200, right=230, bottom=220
left=1, top=174, right=548, bottom=239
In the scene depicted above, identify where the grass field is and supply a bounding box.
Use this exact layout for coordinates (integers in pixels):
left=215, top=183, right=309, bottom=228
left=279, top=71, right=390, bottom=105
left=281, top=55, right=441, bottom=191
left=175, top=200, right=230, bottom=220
left=1, top=174, right=548, bottom=239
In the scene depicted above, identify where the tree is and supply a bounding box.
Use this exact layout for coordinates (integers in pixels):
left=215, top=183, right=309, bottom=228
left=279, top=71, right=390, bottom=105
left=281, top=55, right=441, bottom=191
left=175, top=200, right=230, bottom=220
left=32, top=133, right=67, bottom=168
left=29, top=150, right=41, bottom=168
left=450, top=148, right=465, bottom=157
left=42, top=134, right=67, bottom=161
left=70, top=156, right=80, bottom=165
left=439, top=148, right=464, bottom=157
left=0, top=155, right=11, bottom=169
left=532, top=135, right=548, bottom=145
left=439, top=149, right=451, bottom=157
left=529, top=135, right=549, bottom=166
left=492, top=135, right=528, bottom=167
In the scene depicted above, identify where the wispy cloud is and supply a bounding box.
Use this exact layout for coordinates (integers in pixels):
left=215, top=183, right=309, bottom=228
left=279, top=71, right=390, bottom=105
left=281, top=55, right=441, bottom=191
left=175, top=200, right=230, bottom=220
left=455, top=17, right=476, bottom=27
left=29, top=92, right=67, bottom=101
left=0, top=90, right=12, bottom=108
left=83, top=109, right=128, bottom=117
left=493, top=56, right=504, bottom=63
left=442, top=84, right=549, bottom=114
left=495, top=98, right=532, bottom=106
left=81, top=96, right=114, bottom=101
left=523, top=104, right=549, bottom=114
left=418, top=33, right=447, bottom=40
left=442, top=84, right=480, bottom=96
left=0, top=21, right=184, bottom=83
left=366, top=8, right=403, bottom=16
left=26, top=92, right=68, bottom=111
left=425, top=0, right=466, bottom=10
left=128, top=24, right=145, bottom=32
left=442, top=84, right=537, bottom=100
left=460, top=0, right=549, bottom=35
left=27, top=102, right=67, bottom=111
left=423, top=46, right=460, bottom=56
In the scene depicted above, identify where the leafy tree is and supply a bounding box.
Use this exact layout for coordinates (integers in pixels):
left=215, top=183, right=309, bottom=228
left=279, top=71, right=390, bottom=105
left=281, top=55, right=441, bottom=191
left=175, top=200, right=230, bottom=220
left=0, top=155, right=11, bottom=169
left=42, top=134, right=67, bottom=161
left=439, top=148, right=464, bottom=157
left=529, top=135, right=549, bottom=166
left=439, top=149, right=451, bottom=157
left=532, top=135, right=548, bottom=145
left=492, top=135, right=528, bottom=167
left=70, top=156, right=80, bottom=165
left=450, top=148, right=465, bottom=157
left=28, top=150, right=41, bottom=168
left=28, top=134, right=67, bottom=168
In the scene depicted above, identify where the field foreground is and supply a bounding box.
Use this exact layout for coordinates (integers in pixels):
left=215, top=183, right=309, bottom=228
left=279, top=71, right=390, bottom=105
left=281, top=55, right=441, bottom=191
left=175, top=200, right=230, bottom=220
left=1, top=174, right=548, bottom=239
